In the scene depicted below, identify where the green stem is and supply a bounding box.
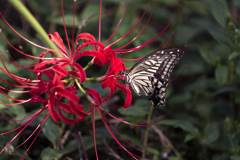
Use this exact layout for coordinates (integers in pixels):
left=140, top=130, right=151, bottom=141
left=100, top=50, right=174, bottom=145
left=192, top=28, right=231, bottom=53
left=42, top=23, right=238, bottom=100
left=75, top=79, right=87, bottom=97
left=7, top=0, right=60, bottom=54
left=142, top=104, right=154, bottom=158
left=83, top=60, right=94, bottom=70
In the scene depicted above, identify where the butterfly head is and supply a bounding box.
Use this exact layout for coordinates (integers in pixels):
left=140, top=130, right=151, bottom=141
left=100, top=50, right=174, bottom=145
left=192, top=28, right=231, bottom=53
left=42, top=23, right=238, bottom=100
left=121, top=71, right=131, bottom=82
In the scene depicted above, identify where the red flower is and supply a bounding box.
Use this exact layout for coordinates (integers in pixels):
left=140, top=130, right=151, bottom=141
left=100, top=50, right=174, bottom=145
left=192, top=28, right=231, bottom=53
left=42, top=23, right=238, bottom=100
left=0, top=0, right=172, bottom=159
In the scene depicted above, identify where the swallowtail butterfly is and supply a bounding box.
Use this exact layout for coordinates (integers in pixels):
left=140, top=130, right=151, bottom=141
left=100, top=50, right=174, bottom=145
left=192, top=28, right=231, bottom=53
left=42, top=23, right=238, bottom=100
left=122, top=47, right=184, bottom=107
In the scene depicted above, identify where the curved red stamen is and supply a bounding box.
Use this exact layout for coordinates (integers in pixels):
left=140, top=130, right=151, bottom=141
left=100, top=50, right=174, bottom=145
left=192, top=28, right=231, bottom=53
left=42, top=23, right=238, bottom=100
left=16, top=111, right=50, bottom=148
left=103, top=0, right=130, bottom=45
left=116, top=11, right=153, bottom=51
left=115, top=17, right=174, bottom=53
left=105, top=0, right=151, bottom=48
left=60, top=0, right=72, bottom=58
left=20, top=113, right=50, bottom=160
left=0, top=13, right=60, bottom=54
left=169, top=65, right=188, bottom=83
left=98, top=0, right=102, bottom=43
left=100, top=107, right=169, bottom=127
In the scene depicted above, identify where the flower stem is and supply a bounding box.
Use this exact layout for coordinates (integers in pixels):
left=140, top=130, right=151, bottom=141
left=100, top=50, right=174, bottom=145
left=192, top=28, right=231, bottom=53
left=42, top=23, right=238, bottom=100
left=7, top=0, right=59, bottom=53
left=83, top=60, right=94, bottom=70
left=75, top=79, right=87, bottom=97
left=142, top=104, right=154, bottom=158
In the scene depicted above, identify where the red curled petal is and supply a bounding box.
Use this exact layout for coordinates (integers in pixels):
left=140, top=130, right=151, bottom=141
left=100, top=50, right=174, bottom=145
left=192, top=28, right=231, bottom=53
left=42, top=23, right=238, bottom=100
left=48, top=91, right=61, bottom=122
left=86, top=88, right=103, bottom=104
left=57, top=105, right=85, bottom=124
left=69, top=101, right=90, bottom=117
left=76, top=33, right=96, bottom=45
left=72, top=63, right=86, bottom=82
left=103, top=84, right=117, bottom=102
left=48, top=32, right=68, bottom=56
left=55, top=88, right=80, bottom=104
left=101, top=77, right=115, bottom=89
left=52, top=65, right=68, bottom=77
left=58, top=102, right=72, bottom=113
left=66, top=86, right=78, bottom=94
left=74, top=50, right=106, bottom=65
left=115, top=83, right=132, bottom=108
left=109, top=59, right=125, bottom=75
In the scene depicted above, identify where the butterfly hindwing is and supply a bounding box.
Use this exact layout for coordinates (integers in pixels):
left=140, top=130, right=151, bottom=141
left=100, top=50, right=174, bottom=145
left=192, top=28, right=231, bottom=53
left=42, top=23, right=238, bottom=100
left=125, top=48, right=184, bottom=107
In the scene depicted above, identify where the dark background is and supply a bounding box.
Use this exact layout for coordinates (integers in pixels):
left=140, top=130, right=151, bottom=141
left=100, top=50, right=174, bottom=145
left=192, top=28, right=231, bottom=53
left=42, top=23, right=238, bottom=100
left=0, top=0, right=240, bottom=160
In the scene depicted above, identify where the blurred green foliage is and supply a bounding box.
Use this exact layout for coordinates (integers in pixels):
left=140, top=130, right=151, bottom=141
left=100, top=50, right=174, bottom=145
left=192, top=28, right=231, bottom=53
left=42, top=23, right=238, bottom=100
left=0, top=0, right=240, bottom=160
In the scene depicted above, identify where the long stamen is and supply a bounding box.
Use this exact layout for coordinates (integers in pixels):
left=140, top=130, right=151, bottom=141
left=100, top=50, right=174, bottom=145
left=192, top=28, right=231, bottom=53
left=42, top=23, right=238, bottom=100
left=103, top=0, right=130, bottom=45
left=17, top=112, right=50, bottom=148
left=105, top=0, right=151, bottom=48
left=61, top=0, right=72, bottom=56
left=115, top=17, right=174, bottom=54
left=20, top=113, right=50, bottom=160
left=162, top=32, right=174, bottom=48
left=99, top=107, right=145, bottom=153
left=0, top=14, right=60, bottom=54
left=97, top=108, right=148, bottom=159
left=100, top=107, right=169, bottom=127
left=99, top=0, right=102, bottom=43
left=0, top=108, right=45, bottom=154
left=92, top=108, right=99, bottom=160
left=115, top=11, right=153, bottom=51
left=71, top=0, right=77, bottom=57
left=169, top=65, right=188, bottom=83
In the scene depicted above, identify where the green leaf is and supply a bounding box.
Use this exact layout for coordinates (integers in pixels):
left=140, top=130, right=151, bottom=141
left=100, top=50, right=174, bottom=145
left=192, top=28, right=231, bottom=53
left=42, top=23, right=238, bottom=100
left=160, top=120, right=197, bottom=135
left=211, top=0, right=230, bottom=28
left=168, top=157, right=184, bottom=160
left=174, top=121, right=197, bottom=135
left=231, top=156, right=240, bottom=160
left=236, top=61, right=240, bottom=75
left=202, top=122, right=219, bottom=145
left=41, top=147, right=63, bottom=160
left=42, top=121, right=58, bottom=146
left=184, top=134, right=197, bottom=142
left=228, top=51, right=239, bottom=60
left=52, top=14, right=81, bottom=27
left=41, top=140, right=78, bottom=160
left=215, top=66, right=228, bottom=85
left=208, top=29, right=235, bottom=48
left=199, top=45, right=215, bottom=65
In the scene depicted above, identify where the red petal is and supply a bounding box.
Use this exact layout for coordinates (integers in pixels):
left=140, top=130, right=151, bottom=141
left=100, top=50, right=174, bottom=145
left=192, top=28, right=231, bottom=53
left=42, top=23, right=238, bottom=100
left=74, top=50, right=106, bottom=65
left=58, top=102, right=72, bottom=113
left=57, top=105, right=85, bottom=124
left=101, top=77, right=115, bottom=89
left=55, top=88, right=80, bottom=104
left=103, top=84, right=116, bottom=102
left=86, top=89, right=103, bottom=104
left=48, top=91, right=61, bottom=122
left=71, top=63, right=86, bottom=82
left=115, top=83, right=132, bottom=108
left=76, top=33, right=96, bottom=45
left=48, top=32, right=68, bottom=56
left=52, top=65, right=68, bottom=77
left=69, top=101, right=89, bottom=117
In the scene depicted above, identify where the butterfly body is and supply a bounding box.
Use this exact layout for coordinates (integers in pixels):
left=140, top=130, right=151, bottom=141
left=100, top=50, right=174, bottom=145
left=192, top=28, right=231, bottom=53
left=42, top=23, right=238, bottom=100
left=122, top=47, right=184, bottom=107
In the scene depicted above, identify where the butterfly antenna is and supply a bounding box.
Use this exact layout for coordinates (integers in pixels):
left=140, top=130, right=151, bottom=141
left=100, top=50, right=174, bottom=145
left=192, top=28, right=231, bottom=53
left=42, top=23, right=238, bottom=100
left=169, top=65, right=188, bottom=83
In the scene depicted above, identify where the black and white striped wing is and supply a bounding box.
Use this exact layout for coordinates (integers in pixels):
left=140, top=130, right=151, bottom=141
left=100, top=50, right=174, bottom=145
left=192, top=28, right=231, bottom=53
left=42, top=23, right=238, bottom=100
left=128, top=48, right=184, bottom=106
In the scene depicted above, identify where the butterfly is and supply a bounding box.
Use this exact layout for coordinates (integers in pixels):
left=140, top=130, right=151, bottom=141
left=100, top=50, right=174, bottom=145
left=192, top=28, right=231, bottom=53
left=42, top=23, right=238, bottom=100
left=122, top=47, right=185, bottom=107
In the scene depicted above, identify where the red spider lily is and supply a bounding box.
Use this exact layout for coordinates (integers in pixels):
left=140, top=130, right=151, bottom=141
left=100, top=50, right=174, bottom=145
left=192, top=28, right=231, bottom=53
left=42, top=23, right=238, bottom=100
left=0, top=0, right=172, bottom=159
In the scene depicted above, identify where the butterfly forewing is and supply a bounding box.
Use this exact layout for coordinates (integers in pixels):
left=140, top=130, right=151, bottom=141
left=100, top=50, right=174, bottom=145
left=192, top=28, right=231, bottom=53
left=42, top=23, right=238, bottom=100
left=126, top=48, right=184, bottom=107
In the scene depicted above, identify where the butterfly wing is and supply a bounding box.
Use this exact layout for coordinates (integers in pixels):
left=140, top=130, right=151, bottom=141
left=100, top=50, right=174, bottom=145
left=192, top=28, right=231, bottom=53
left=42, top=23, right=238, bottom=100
left=127, top=48, right=184, bottom=106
